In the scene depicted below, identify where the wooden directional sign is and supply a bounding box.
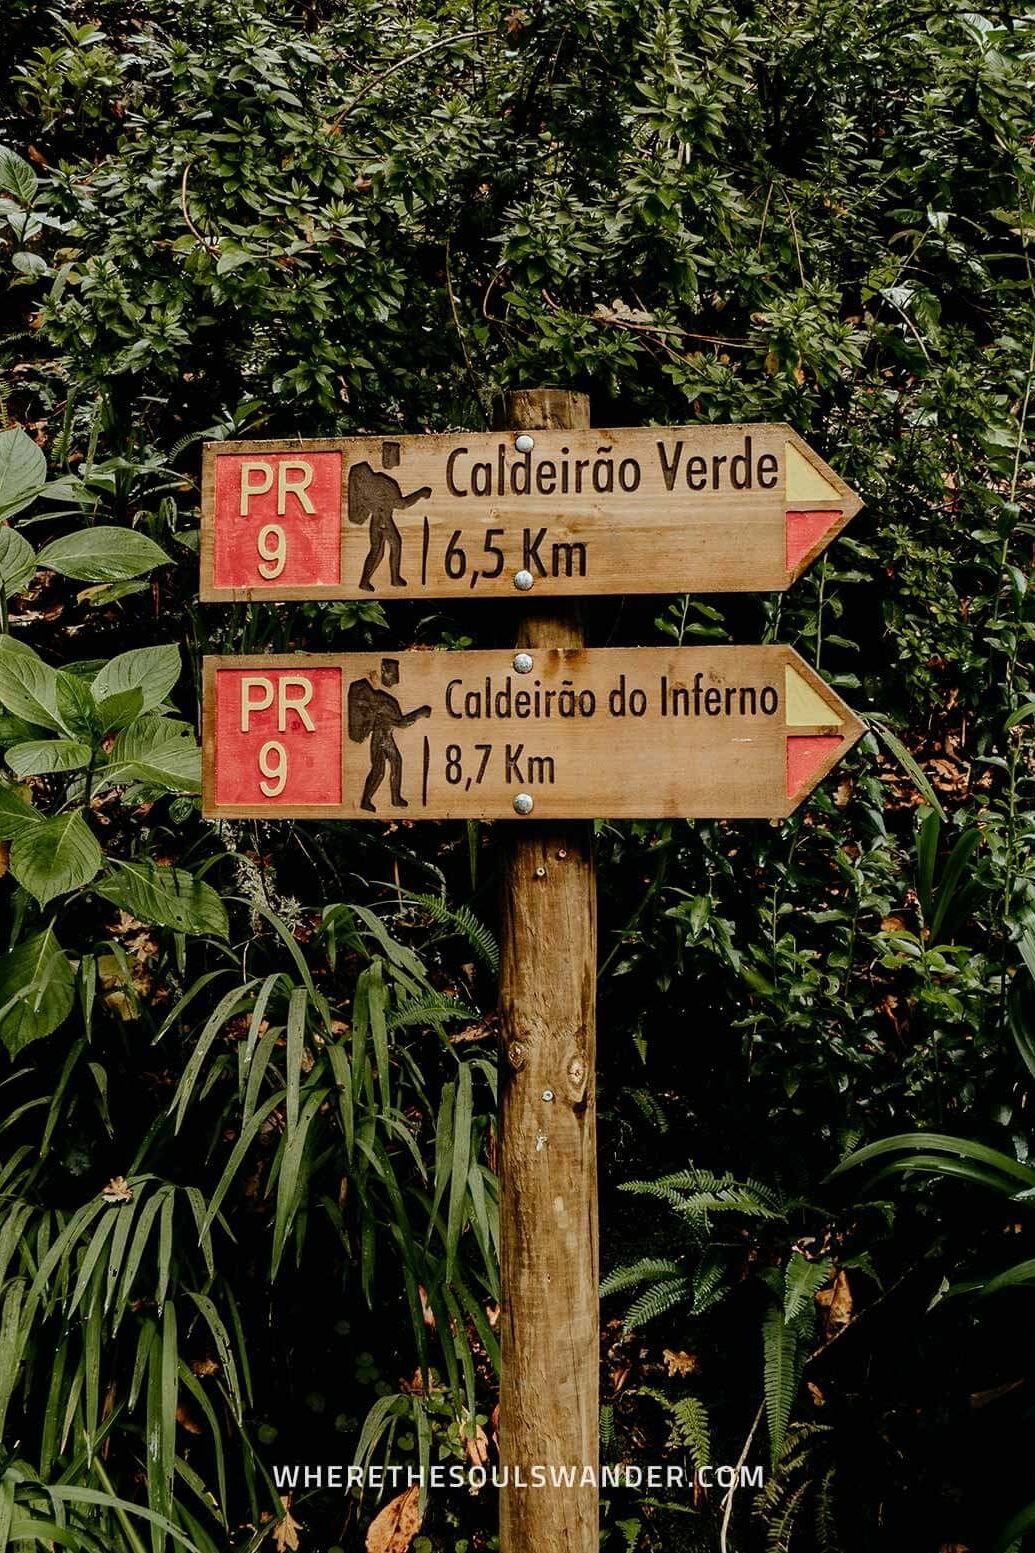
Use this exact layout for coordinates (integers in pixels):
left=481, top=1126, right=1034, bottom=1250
left=199, top=425, right=861, bottom=602
left=202, top=647, right=863, bottom=822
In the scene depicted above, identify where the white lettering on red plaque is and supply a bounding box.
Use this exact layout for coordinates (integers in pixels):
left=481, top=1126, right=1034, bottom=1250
left=212, top=665, right=343, bottom=809
left=212, top=452, right=342, bottom=590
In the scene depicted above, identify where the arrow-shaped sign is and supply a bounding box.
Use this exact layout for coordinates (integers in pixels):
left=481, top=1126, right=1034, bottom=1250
left=200, top=425, right=861, bottom=602
left=202, top=646, right=864, bottom=821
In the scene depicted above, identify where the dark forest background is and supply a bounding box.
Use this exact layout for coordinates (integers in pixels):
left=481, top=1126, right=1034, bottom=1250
left=0, top=1, right=1034, bottom=1549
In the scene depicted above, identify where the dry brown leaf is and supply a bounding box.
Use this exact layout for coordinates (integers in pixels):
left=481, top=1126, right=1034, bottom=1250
left=807, top=1381, right=826, bottom=1407
left=191, top=1356, right=219, bottom=1378
left=101, top=1176, right=133, bottom=1204
left=103, top=990, right=135, bottom=1023
left=365, top=1485, right=422, bottom=1553
left=504, top=8, right=528, bottom=41
left=0, top=841, right=9, bottom=879
left=662, top=1349, right=700, bottom=1378
left=462, top=1421, right=490, bottom=1469
left=272, top=1496, right=302, bottom=1552
left=448, top=1021, right=494, bottom=1045
left=610, top=1364, right=631, bottom=1395
left=815, top=1270, right=853, bottom=1339
left=418, top=1285, right=436, bottom=1329
left=176, top=1403, right=203, bottom=1435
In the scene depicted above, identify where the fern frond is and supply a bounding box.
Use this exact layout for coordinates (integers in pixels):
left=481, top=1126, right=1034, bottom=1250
left=616, top=1178, right=688, bottom=1208
left=624, top=1088, right=669, bottom=1134
left=629, top=1387, right=713, bottom=1471
left=623, top=1275, right=693, bottom=1331
left=402, top=893, right=499, bottom=972
left=691, top=1249, right=731, bottom=1315
left=620, top=1169, right=785, bottom=1220
left=600, top=1402, right=614, bottom=1454
left=387, top=995, right=479, bottom=1031
left=814, top=1464, right=840, bottom=1553
left=783, top=1253, right=833, bottom=1324
left=765, top=1478, right=808, bottom=1553
left=669, top=1395, right=712, bottom=1470
left=616, top=1519, right=643, bottom=1553
left=762, top=1305, right=809, bottom=1465
left=601, top=1257, right=683, bottom=1298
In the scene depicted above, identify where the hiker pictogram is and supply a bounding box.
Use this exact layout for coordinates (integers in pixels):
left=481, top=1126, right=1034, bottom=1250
left=347, top=659, right=431, bottom=811
left=347, top=440, right=432, bottom=591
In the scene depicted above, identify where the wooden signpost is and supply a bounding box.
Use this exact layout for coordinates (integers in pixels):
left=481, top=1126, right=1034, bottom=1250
left=199, top=391, right=864, bottom=1553
left=199, top=424, right=860, bottom=601
left=201, top=645, right=863, bottom=823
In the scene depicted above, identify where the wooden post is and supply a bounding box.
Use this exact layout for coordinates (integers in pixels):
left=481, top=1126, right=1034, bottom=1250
left=497, top=389, right=598, bottom=1553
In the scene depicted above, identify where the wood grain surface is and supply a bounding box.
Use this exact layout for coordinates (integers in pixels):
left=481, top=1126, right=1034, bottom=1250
left=201, top=645, right=864, bottom=822
left=199, top=423, right=861, bottom=601
left=497, top=388, right=598, bottom=1553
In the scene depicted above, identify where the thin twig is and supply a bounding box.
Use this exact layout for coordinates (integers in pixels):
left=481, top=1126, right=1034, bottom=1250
left=780, top=187, right=806, bottom=287
left=482, top=266, right=511, bottom=322
left=756, top=180, right=775, bottom=255
left=540, top=289, right=751, bottom=349
left=330, top=30, right=493, bottom=126
left=720, top=1401, right=764, bottom=1553
left=180, top=163, right=219, bottom=257
left=445, top=237, right=473, bottom=374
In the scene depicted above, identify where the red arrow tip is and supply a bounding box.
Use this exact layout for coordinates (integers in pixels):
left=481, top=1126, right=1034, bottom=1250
left=786, top=735, right=844, bottom=798
left=786, top=510, right=842, bottom=574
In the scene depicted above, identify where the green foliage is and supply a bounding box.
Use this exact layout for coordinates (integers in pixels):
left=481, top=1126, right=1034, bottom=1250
left=0, top=0, right=1033, bottom=1546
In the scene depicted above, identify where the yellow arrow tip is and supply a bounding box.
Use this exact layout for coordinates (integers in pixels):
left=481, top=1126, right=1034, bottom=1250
left=785, top=442, right=843, bottom=504
left=784, top=665, right=844, bottom=727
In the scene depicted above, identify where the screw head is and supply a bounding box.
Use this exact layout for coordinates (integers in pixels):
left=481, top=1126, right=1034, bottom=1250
left=534, top=865, right=546, bottom=878
left=514, top=433, right=535, bottom=453
left=513, top=651, right=534, bottom=674
left=513, top=792, right=534, bottom=815
left=513, top=569, right=534, bottom=592
left=541, top=1089, right=554, bottom=1103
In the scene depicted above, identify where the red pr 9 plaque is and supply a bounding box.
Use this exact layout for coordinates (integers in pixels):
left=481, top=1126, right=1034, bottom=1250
left=211, top=451, right=343, bottom=591
left=208, top=662, right=344, bottom=814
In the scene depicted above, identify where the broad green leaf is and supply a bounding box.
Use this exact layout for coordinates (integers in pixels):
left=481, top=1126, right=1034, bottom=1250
left=36, top=527, right=172, bottom=583
left=78, top=579, right=150, bottom=607
left=0, top=781, right=42, bottom=839
left=0, top=427, right=46, bottom=520
left=0, top=634, right=66, bottom=732
left=0, top=147, right=38, bottom=204
left=96, top=686, right=145, bottom=731
left=55, top=669, right=99, bottom=738
left=0, top=712, right=44, bottom=743
left=95, top=859, right=228, bottom=939
left=9, top=810, right=103, bottom=905
left=12, top=250, right=47, bottom=278
left=98, top=715, right=201, bottom=793
left=6, top=738, right=92, bottom=777
left=0, top=525, right=36, bottom=594
left=92, top=645, right=181, bottom=712
left=0, top=925, right=75, bottom=1055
